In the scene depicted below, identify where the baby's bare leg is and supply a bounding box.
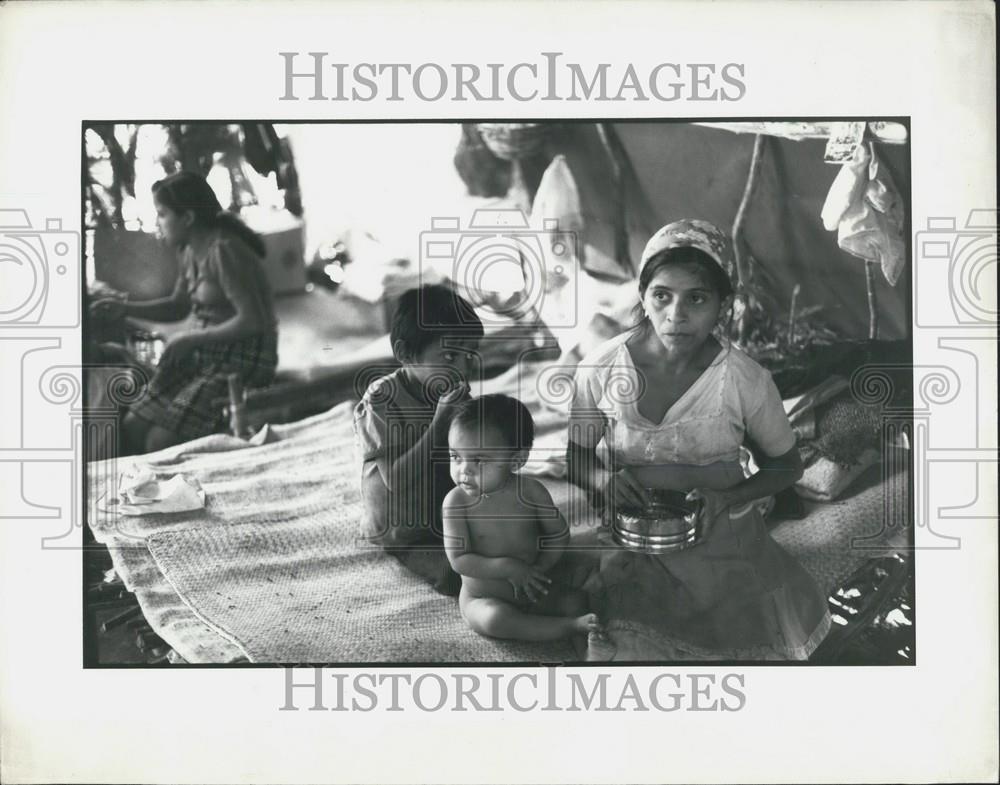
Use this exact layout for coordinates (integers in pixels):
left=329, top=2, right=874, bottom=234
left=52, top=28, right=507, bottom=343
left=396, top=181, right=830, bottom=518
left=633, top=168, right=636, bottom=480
left=460, top=588, right=597, bottom=642
left=529, top=585, right=614, bottom=660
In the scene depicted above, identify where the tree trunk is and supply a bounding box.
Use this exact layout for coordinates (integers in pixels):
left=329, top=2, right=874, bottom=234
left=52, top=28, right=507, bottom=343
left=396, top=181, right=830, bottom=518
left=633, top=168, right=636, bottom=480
left=732, top=134, right=766, bottom=343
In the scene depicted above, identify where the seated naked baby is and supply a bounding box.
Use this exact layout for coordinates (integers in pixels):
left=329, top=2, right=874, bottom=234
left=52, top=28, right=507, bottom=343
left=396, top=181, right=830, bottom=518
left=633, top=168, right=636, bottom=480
left=442, top=394, right=604, bottom=643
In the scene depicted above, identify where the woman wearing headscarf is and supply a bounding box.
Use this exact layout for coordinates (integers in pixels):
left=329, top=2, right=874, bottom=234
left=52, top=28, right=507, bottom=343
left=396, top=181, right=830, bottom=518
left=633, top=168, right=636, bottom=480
left=568, top=219, right=830, bottom=661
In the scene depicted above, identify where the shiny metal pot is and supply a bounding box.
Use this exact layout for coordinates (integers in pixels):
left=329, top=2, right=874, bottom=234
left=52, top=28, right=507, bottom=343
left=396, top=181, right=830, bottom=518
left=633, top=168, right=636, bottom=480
left=611, top=489, right=699, bottom=554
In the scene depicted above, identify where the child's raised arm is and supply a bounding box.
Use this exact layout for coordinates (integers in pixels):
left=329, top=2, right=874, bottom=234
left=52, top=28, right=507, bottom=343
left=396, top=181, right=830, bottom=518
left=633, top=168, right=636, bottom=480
left=384, top=384, right=467, bottom=492
left=520, top=478, right=569, bottom=573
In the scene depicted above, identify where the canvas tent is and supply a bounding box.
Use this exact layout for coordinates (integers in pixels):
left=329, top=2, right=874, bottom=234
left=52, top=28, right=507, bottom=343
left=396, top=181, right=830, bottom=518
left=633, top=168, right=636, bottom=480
left=461, top=121, right=910, bottom=349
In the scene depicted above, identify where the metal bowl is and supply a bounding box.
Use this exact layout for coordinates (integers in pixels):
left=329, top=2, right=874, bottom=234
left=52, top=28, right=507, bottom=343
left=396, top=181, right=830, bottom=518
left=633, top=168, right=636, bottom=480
left=611, top=489, right=699, bottom=554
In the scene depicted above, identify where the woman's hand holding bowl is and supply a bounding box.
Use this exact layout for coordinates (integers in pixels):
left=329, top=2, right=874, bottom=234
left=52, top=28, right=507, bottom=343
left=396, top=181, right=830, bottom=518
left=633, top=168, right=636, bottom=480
left=685, top=487, right=733, bottom=538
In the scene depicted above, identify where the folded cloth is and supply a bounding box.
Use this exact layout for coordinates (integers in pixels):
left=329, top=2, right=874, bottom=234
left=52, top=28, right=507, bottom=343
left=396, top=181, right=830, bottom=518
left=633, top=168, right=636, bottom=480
left=796, top=449, right=881, bottom=503
left=100, top=464, right=206, bottom=516
left=821, top=142, right=906, bottom=286
left=778, top=378, right=887, bottom=502
left=118, top=463, right=159, bottom=502
left=783, top=376, right=852, bottom=442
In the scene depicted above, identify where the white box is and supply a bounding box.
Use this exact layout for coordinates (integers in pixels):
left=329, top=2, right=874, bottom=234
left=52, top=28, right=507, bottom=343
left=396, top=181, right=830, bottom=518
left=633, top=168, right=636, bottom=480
left=243, top=207, right=307, bottom=296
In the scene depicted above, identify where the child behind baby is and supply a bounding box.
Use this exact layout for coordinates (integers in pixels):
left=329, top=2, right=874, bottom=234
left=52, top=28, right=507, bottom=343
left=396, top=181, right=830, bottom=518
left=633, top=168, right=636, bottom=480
left=443, top=393, right=603, bottom=642
left=354, top=284, right=483, bottom=595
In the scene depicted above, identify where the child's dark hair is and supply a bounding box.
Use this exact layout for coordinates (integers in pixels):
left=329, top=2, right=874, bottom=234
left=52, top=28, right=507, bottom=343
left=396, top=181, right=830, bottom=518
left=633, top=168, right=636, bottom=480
left=631, top=246, right=735, bottom=333
left=152, top=171, right=266, bottom=258
left=450, top=394, right=535, bottom=452
left=390, top=284, right=485, bottom=361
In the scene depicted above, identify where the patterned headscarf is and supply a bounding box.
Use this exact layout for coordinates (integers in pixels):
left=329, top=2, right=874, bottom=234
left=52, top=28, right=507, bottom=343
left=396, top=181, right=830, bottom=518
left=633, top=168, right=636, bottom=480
left=639, top=219, right=734, bottom=276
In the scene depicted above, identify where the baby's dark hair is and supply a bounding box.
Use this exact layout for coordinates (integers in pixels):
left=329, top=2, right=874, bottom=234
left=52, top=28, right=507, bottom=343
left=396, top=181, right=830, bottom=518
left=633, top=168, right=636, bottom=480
left=450, top=394, right=535, bottom=452
left=390, top=284, right=484, bottom=362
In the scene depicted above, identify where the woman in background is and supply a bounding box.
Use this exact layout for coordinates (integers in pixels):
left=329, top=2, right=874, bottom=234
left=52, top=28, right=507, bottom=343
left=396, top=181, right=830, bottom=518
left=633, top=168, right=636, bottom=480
left=91, top=171, right=277, bottom=454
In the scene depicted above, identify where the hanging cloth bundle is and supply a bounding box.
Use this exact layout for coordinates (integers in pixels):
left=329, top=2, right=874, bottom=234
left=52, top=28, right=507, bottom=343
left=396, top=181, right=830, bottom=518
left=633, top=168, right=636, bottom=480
left=821, top=141, right=906, bottom=287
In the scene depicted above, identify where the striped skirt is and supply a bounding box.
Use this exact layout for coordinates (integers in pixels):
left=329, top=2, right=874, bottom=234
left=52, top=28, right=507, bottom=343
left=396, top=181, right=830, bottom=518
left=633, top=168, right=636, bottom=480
left=129, top=332, right=278, bottom=441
